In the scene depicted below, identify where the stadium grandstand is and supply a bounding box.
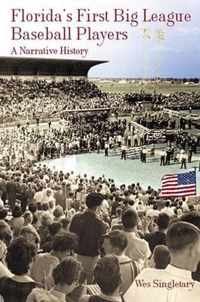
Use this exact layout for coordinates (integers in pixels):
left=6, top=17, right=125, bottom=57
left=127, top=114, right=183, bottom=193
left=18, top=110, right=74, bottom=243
left=0, top=56, right=107, bottom=77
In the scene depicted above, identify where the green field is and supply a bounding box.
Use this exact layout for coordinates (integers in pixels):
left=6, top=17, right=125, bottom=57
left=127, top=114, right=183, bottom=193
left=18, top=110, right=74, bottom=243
left=92, top=80, right=200, bottom=95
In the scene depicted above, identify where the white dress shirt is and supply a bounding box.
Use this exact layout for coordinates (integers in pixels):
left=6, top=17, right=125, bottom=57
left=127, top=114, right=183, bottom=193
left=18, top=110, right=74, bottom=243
left=125, top=231, right=151, bottom=267
left=124, top=264, right=200, bottom=302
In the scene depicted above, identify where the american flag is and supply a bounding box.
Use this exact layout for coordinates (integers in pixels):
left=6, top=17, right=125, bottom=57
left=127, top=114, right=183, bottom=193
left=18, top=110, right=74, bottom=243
left=160, top=170, right=196, bottom=197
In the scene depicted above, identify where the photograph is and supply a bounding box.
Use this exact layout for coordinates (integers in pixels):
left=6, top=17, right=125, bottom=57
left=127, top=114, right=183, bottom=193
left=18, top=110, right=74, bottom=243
left=0, top=0, right=199, bottom=301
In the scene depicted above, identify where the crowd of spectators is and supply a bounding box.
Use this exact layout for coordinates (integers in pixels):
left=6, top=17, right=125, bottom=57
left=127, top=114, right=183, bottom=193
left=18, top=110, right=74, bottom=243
left=0, top=114, right=131, bottom=166
left=136, top=112, right=177, bottom=130
left=0, top=78, right=110, bottom=124
left=125, top=91, right=200, bottom=111
left=1, top=79, right=200, bottom=126
left=135, top=111, right=200, bottom=152
left=0, top=164, right=198, bottom=301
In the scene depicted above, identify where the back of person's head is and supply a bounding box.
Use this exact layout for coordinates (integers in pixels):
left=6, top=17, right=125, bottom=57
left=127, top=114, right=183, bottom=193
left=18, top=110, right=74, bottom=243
left=157, top=213, right=170, bottom=230
left=28, top=203, right=37, bottom=214
left=41, top=212, right=53, bottom=226
left=23, top=211, right=33, bottom=224
left=116, top=207, right=122, bottom=217
left=128, top=200, right=134, bottom=206
left=152, top=245, right=171, bottom=269
left=153, top=204, right=158, bottom=210
left=0, top=220, right=12, bottom=246
left=124, top=191, right=129, bottom=198
left=60, top=218, right=70, bottom=230
left=12, top=205, right=22, bottom=218
left=188, top=204, right=195, bottom=211
left=166, top=221, right=200, bottom=252
left=6, top=237, right=36, bottom=275
left=52, top=231, right=78, bottom=253
left=122, top=208, right=138, bottom=229
left=94, top=255, right=121, bottom=295
left=53, top=206, right=64, bottom=218
left=48, top=222, right=62, bottom=236
left=104, top=230, right=128, bottom=254
left=165, top=201, right=170, bottom=207
left=52, top=257, right=82, bottom=286
left=180, top=212, right=200, bottom=229
left=86, top=192, right=104, bottom=209
left=42, top=203, right=50, bottom=211
left=46, top=189, right=52, bottom=196
left=37, top=203, right=43, bottom=211
left=0, top=208, right=7, bottom=220
left=20, top=225, right=40, bottom=245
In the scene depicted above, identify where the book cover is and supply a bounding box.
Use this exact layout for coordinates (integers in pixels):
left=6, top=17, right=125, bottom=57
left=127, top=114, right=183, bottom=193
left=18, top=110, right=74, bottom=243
left=0, top=1, right=199, bottom=301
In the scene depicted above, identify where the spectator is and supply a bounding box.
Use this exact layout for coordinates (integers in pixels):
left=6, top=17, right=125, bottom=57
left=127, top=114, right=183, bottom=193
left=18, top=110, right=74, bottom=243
left=124, top=222, right=200, bottom=302
left=30, top=231, right=78, bottom=287
left=121, top=208, right=151, bottom=269
left=180, top=212, right=200, bottom=282
left=0, top=208, right=8, bottom=221
left=0, top=240, right=12, bottom=278
left=0, top=221, right=12, bottom=247
left=80, top=255, right=123, bottom=302
left=144, top=213, right=170, bottom=253
left=103, top=230, right=138, bottom=294
left=53, top=205, right=65, bottom=222
left=149, top=245, right=171, bottom=269
left=0, top=237, right=39, bottom=302
left=27, top=257, right=83, bottom=302
left=70, top=192, right=107, bottom=283
left=9, top=205, right=24, bottom=237
left=20, top=225, right=40, bottom=249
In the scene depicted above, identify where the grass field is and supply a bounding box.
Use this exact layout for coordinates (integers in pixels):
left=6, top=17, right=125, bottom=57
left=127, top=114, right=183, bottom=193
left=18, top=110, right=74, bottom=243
left=91, top=79, right=200, bottom=95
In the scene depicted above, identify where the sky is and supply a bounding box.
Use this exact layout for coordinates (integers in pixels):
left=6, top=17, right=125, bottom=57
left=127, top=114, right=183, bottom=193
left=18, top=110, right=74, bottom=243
left=0, top=0, right=199, bottom=78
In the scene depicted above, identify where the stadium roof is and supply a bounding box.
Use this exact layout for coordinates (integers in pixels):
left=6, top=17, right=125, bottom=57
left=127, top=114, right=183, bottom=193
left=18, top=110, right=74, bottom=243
left=0, top=56, right=107, bottom=77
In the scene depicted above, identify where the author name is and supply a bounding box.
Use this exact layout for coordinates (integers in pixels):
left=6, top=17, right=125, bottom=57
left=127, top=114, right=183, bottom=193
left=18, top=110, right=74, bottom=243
left=135, top=279, right=195, bottom=290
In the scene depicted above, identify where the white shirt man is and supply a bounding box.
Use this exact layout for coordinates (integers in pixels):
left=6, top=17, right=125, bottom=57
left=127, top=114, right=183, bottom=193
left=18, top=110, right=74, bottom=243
left=125, top=231, right=151, bottom=269
left=122, top=209, right=151, bottom=270
left=124, top=222, right=200, bottom=302
left=124, top=264, right=200, bottom=302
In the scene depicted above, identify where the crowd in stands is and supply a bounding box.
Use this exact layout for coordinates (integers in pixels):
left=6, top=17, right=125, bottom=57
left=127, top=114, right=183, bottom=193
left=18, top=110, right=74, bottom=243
left=0, top=164, right=198, bottom=301
left=126, top=91, right=200, bottom=111
left=136, top=112, right=195, bottom=133
left=135, top=112, right=200, bottom=153
left=1, top=78, right=200, bottom=126
left=0, top=78, right=108, bottom=124
left=0, top=78, right=199, bottom=301
left=136, top=112, right=177, bottom=130
left=162, top=91, right=200, bottom=110
left=0, top=78, right=133, bottom=125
